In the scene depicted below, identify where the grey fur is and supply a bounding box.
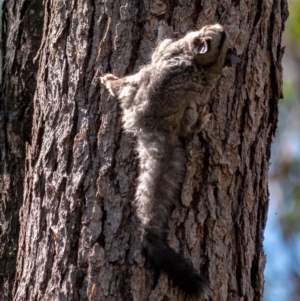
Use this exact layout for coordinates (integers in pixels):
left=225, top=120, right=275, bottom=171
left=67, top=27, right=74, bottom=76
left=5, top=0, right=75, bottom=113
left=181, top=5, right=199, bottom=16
left=101, top=24, right=239, bottom=297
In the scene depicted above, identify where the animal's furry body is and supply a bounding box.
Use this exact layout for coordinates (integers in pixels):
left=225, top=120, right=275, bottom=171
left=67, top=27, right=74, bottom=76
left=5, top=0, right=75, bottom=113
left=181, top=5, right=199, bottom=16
left=101, top=24, right=239, bottom=297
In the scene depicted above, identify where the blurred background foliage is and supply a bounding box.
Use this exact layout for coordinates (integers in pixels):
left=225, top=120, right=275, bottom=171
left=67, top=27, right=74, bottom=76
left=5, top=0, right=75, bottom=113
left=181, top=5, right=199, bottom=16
left=264, top=0, right=300, bottom=300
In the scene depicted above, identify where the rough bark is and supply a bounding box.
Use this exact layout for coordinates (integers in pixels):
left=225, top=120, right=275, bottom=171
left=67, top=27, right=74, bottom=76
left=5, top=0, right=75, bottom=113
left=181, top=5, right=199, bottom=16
left=0, top=1, right=288, bottom=301
left=0, top=0, right=44, bottom=299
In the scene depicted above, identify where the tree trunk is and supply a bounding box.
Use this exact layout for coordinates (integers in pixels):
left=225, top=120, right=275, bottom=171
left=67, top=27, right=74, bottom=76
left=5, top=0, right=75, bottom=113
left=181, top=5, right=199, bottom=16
left=0, top=1, right=288, bottom=301
left=0, top=0, right=44, bottom=299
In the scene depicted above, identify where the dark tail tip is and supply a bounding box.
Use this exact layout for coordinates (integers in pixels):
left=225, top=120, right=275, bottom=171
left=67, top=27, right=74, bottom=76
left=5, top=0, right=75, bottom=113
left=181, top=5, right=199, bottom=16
left=143, top=230, right=210, bottom=298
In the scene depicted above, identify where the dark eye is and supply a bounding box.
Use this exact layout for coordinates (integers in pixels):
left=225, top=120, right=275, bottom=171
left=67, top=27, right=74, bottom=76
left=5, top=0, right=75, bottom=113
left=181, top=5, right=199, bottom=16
left=205, top=39, right=211, bottom=51
left=195, top=38, right=210, bottom=54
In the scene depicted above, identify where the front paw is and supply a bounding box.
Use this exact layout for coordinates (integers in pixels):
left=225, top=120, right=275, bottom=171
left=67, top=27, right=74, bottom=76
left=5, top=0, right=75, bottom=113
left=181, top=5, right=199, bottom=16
left=197, top=107, right=211, bottom=128
left=100, top=74, right=120, bottom=96
left=190, top=107, right=211, bottom=133
left=100, top=73, right=119, bottom=84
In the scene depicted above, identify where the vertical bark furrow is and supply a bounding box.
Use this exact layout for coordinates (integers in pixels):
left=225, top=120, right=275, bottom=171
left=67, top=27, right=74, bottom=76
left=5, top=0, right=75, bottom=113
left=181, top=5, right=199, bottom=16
left=0, top=0, right=45, bottom=299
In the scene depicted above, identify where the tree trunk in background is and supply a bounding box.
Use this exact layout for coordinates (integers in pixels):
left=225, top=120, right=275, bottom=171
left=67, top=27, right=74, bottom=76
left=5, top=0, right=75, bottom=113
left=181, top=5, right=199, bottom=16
left=0, top=0, right=44, bottom=299
left=0, top=0, right=288, bottom=301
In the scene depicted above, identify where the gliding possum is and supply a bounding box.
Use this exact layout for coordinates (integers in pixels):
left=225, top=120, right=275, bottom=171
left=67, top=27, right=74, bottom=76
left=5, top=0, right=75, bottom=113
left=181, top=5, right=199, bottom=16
left=101, top=23, right=240, bottom=297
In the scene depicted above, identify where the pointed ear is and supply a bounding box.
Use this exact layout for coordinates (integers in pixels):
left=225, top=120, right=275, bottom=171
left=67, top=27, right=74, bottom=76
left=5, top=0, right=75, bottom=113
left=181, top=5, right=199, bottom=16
left=225, top=51, right=241, bottom=67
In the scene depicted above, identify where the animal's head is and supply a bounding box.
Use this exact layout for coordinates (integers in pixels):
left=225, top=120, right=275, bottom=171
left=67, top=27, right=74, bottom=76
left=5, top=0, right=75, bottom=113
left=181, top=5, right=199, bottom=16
left=186, top=24, right=240, bottom=73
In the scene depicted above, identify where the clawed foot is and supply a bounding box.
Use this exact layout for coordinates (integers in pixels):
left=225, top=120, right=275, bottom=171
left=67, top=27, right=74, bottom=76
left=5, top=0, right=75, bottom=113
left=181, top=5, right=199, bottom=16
left=190, top=106, right=211, bottom=133
left=100, top=73, right=119, bottom=84
left=100, top=73, right=121, bottom=97
left=197, top=107, right=211, bottom=128
left=180, top=106, right=211, bottom=136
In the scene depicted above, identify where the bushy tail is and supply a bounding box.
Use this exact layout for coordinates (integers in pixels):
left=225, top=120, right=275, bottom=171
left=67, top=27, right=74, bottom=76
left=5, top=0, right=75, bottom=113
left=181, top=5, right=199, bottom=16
left=143, top=228, right=210, bottom=297
left=136, top=132, right=210, bottom=297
